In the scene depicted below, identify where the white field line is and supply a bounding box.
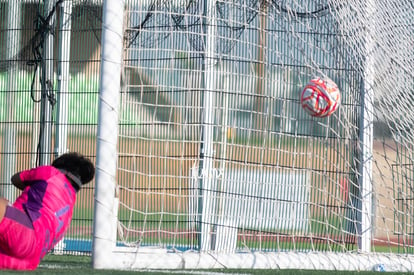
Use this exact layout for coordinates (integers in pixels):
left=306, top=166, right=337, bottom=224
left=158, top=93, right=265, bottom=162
left=40, top=263, right=252, bottom=275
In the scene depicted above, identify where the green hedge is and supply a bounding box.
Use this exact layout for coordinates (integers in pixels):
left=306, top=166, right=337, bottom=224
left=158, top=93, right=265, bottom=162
left=0, top=72, right=99, bottom=124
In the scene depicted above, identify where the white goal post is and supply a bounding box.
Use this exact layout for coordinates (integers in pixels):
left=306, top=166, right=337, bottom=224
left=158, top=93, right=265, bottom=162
left=93, top=0, right=124, bottom=266
left=93, top=0, right=414, bottom=271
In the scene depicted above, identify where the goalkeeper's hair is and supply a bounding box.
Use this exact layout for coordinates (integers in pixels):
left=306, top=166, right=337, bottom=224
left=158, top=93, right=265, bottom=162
left=52, top=152, right=95, bottom=191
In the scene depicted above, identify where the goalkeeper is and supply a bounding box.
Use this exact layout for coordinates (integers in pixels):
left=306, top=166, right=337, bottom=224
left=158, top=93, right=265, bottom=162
left=0, top=152, right=95, bottom=270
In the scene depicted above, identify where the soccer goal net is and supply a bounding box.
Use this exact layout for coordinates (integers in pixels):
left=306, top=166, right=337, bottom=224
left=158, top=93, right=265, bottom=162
left=93, top=0, right=414, bottom=271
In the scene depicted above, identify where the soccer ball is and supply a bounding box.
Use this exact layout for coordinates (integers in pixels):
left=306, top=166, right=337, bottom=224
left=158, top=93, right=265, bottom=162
left=300, top=77, right=341, bottom=117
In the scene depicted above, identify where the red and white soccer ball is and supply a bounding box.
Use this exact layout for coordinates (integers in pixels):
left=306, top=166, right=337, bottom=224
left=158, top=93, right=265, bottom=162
left=300, top=77, right=341, bottom=118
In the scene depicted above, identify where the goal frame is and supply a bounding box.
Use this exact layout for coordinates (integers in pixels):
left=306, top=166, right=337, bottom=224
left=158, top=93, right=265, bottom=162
left=92, top=0, right=123, bottom=268
left=92, top=0, right=412, bottom=271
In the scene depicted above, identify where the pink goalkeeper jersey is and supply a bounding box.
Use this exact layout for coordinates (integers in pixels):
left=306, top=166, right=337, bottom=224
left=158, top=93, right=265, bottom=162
left=0, top=166, right=77, bottom=270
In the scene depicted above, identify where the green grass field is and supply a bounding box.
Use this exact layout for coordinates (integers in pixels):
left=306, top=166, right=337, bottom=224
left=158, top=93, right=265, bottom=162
left=0, top=254, right=407, bottom=275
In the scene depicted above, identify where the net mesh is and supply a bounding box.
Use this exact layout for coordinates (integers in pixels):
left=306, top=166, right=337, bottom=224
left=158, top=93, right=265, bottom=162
left=114, top=0, right=414, bottom=260
left=2, top=0, right=413, bottom=270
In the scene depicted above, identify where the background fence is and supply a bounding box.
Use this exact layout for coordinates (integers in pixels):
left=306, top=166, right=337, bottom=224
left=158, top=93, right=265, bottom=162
left=0, top=0, right=102, bottom=254
left=1, top=1, right=414, bottom=268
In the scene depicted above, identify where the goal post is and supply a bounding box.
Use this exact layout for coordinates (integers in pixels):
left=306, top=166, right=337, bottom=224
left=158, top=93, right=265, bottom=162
left=357, top=0, right=375, bottom=253
left=93, top=0, right=414, bottom=271
left=92, top=0, right=124, bottom=269
left=198, top=0, right=218, bottom=252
